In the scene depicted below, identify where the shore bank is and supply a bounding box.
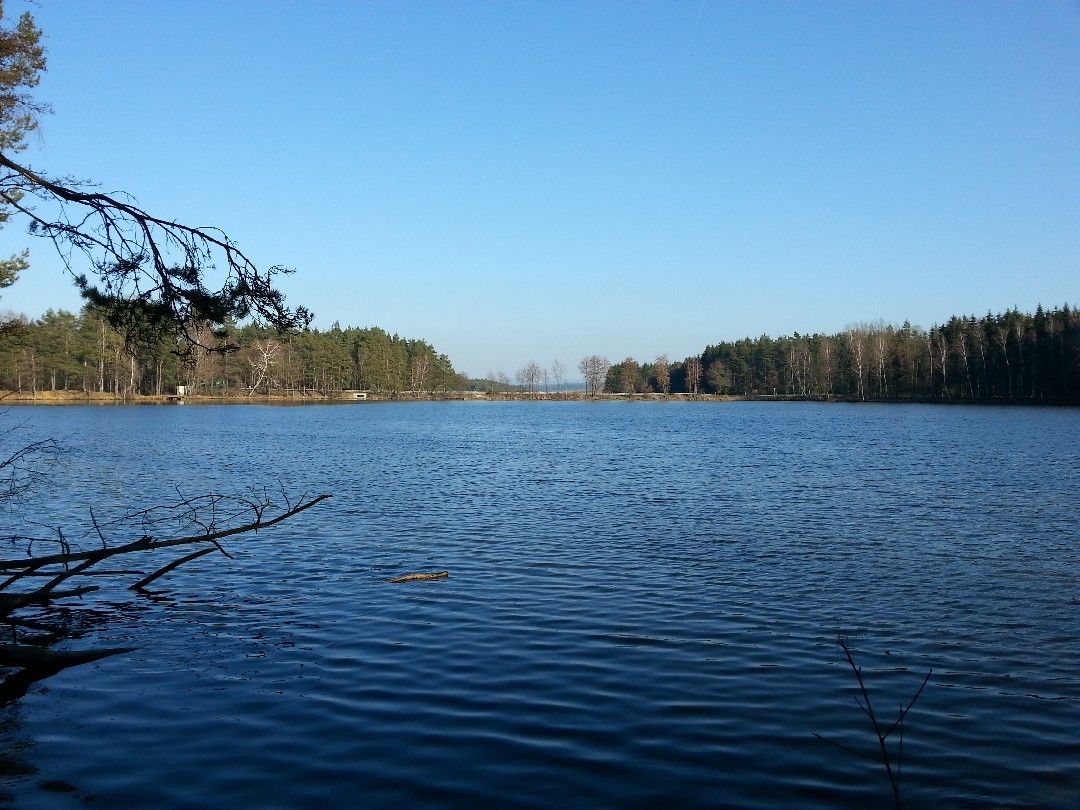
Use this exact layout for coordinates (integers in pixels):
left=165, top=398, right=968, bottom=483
left=0, top=389, right=744, bottom=405
left=2, top=390, right=1070, bottom=406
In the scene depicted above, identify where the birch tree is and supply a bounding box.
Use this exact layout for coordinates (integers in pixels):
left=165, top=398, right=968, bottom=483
left=246, top=338, right=282, bottom=395
left=685, top=357, right=703, bottom=394
left=846, top=326, right=867, bottom=401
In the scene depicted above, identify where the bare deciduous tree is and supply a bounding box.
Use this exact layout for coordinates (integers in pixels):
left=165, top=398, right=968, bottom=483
left=246, top=338, right=282, bottom=395
left=846, top=326, right=867, bottom=401
left=653, top=354, right=670, bottom=395
left=930, top=327, right=949, bottom=398
left=550, top=359, right=565, bottom=395
left=578, top=355, right=610, bottom=396
left=527, top=361, right=543, bottom=392
left=821, top=340, right=834, bottom=398
left=954, top=324, right=973, bottom=401
left=873, top=328, right=890, bottom=399
left=514, top=361, right=543, bottom=393
left=409, top=353, right=431, bottom=393
left=685, top=357, right=702, bottom=394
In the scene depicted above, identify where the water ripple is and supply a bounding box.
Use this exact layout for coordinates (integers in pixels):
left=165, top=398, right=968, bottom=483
left=0, top=402, right=1077, bottom=808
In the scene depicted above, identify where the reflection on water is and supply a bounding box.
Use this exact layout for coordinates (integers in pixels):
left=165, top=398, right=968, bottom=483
left=1, top=402, right=1078, bottom=808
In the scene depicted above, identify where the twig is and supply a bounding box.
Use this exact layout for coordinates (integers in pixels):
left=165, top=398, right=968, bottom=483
left=129, top=546, right=215, bottom=591
left=0, top=487, right=330, bottom=695
left=0, top=493, right=330, bottom=572
left=815, top=634, right=933, bottom=808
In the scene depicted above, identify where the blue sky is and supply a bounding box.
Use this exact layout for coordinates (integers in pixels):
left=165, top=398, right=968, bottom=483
left=1, top=0, right=1077, bottom=378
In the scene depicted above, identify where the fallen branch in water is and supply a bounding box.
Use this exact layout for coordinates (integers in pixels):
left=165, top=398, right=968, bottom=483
left=388, top=571, right=449, bottom=584
left=0, top=492, right=331, bottom=579
left=0, top=489, right=331, bottom=701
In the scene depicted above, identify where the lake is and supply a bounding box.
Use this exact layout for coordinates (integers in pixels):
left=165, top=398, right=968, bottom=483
left=0, top=401, right=1077, bottom=808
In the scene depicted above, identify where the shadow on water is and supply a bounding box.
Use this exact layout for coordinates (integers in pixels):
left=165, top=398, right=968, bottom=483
left=0, top=598, right=154, bottom=705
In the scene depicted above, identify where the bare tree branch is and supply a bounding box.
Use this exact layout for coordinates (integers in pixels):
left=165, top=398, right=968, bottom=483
left=0, top=490, right=330, bottom=696
left=0, top=151, right=311, bottom=355
left=0, top=492, right=330, bottom=576
left=129, top=546, right=217, bottom=592
left=814, top=634, right=933, bottom=808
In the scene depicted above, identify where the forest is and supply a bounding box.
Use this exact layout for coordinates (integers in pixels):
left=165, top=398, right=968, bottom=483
left=605, top=305, right=1078, bottom=404
left=2, top=304, right=1077, bottom=404
left=0, top=308, right=466, bottom=396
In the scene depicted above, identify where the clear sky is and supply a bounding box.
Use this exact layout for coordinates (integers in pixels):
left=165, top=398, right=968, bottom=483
left=1, top=0, right=1077, bottom=378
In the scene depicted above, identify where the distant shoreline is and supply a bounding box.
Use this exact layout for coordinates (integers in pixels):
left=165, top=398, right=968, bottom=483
left=1, top=390, right=1072, bottom=407
left=0, top=390, right=731, bottom=405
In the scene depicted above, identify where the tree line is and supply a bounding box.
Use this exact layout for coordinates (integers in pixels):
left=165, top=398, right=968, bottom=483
left=602, top=305, right=1078, bottom=404
left=0, top=307, right=466, bottom=396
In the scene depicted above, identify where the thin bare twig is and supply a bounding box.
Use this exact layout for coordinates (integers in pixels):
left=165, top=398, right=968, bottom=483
left=0, top=490, right=331, bottom=695
left=0, top=493, right=330, bottom=574
left=814, top=634, right=933, bottom=809
left=129, top=546, right=216, bottom=591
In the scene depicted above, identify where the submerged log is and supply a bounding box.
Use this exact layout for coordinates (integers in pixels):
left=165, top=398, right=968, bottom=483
left=387, top=571, right=449, bottom=584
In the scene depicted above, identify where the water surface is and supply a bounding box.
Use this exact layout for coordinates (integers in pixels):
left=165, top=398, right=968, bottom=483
left=1, top=402, right=1077, bottom=807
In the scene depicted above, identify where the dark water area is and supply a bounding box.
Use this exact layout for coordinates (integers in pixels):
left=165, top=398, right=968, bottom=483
left=0, top=401, right=1077, bottom=808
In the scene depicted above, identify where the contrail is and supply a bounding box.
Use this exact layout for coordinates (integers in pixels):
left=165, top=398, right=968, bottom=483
left=689, top=0, right=708, bottom=51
